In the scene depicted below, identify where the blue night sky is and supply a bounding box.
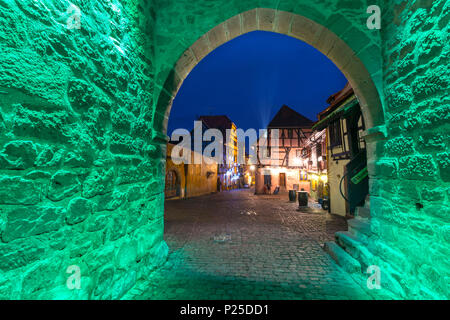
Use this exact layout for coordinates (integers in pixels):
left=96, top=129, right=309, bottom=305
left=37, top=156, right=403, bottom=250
left=167, top=31, right=348, bottom=135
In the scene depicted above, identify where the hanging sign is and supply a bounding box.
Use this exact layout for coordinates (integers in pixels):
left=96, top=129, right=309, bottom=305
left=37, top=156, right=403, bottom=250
left=351, top=167, right=368, bottom=185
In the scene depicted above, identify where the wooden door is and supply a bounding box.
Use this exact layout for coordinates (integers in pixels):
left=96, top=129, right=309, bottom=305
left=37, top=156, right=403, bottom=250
left=279, top=173, right=286, bottom=188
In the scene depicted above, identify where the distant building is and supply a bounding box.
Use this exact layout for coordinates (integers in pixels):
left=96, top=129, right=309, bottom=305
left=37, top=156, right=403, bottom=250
left=243, top=151, right=256, bottom=187
left=196, top=115, right=241, bottom=191
left=255, top=105, right=314, bottom=194
left=312, top=83, right=368, bottom=216
left=301, top=128, right=328, bottom=203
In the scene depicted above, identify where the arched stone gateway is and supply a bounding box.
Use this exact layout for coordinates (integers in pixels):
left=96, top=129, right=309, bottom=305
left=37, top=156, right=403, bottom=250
left=0, top=0, right=448, bottom=300
left=156, top=9, right=384, bottom=135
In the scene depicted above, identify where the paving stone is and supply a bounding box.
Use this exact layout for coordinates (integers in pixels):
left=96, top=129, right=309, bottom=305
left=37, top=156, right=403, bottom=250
left=133, top=189, right=374, bottom=300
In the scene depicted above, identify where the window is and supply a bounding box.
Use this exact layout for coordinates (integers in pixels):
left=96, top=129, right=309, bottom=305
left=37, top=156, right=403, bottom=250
left=301, top=147, right=310, bottom=158
left=329, top=120, right=342, bottom=147
left=316, top=142, right=322, bottom=158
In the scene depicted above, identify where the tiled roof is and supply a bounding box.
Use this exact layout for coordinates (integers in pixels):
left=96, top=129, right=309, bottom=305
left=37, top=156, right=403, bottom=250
left=198, top=115, right=234, bottom=131
left=319, top=82, right=355, bottom=120
left=268, top=105, right=314, bottom=129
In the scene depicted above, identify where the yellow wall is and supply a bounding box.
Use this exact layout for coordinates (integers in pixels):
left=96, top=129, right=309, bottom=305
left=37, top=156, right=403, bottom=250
left=326, top=123, right=350, bottom=216
left=327, top=157, right=349, bottom=216
left=166, top=143, right=218, bottom=199
left=186, top=163, right=218, bottom=198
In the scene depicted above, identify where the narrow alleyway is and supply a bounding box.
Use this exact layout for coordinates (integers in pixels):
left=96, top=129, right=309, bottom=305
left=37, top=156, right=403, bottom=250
left=131, top=189, right=373, bottom=300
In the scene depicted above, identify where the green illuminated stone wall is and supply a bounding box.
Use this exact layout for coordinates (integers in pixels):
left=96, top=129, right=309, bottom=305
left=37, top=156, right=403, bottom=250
left=366, top=0, right=449, bottom=298
left=0, top=0, right=448, bottom=299
left=0, top=0, right=167, bottom=299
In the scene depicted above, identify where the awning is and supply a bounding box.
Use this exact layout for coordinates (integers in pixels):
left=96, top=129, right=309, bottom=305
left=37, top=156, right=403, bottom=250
left=312, top=98, right=359, bottom=131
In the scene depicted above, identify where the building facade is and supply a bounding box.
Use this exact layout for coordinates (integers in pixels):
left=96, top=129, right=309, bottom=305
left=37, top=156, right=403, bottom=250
left=301, top=129, right=328, bottom=203
left=165, top=143, right=218, bottom=200
left=255, top=105, right=313, bottom=195
left=197, top=115, right=242, bottom=191
left=313, top=83, right=368, bottom=217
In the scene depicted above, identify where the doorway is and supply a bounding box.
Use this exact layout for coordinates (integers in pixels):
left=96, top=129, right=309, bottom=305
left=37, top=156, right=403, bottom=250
left=279, top=173, right=286, bottom=189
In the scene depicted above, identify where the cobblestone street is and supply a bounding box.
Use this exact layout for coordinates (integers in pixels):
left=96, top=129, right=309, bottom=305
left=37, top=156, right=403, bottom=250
left=133, top=189, right=373, bottom=300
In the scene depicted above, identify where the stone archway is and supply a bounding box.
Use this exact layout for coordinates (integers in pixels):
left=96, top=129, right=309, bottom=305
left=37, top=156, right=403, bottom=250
left=155, top=8, right=385, bottom=140
left=154, top=7, right=391, bottom=296
left=0, top=0, right=447, bottom=301
left=1, top=0, right=445, bottom=300
left=155, top=8, right=387, bottom=209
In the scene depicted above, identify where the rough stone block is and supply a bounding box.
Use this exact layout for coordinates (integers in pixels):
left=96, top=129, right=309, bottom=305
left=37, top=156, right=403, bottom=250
left=105, top=214, right=127, bottom=242
left=242, top=9, right=257, bottom=34
left=82, top=168, right=115, bottom=199
left=274, top=10, right=292, bottom=35
left=225, top=14, right=241, bottom=40
left=70, top=234, right=93, bottom=258
left=258, top=8, right=275, bottom=31
left=436, top=152, right=450, bottom=182
left=290, top=14, right=322, bottom=44
left=368, top=159, right=398, bottom=178
left=0, top=238, right=46, bottom=271
left=48, top=170, right=80, bottom=201
left=2, top=205, right=65, bottom=242
left=0, top=140, right=37, bottom=170
left=111, top=108, right=133, bottom=134
left=66, top=197, right=94, bottom=225
left=20, top=258, right=65, bottom=299
left=96, top=190, right=127, bottom=212
left=420, top=185, right=446, bottom=202
left=399, top=154, right=438, bottom=181
left=313, top=27, right=340, bottom=56
left=12, top=105, right=70, bottom=143
left=417, top=133, right=447, bottom=153
left=174, top=49, right=197, bottom=80
left=327, top=37, right=355, bottom=71
left=0, top=176, right=40, bottom=205
left=111, top=270, right=136, bottom=300
left=134, top=222, right=164, bottom=261
left=190, top=34, right=210, bottom=61
left=412, top=65, right=449, bottom=102
left=421, top=103, right=450, bottom=130
left=109, top=133, right=139, bottom=155
left=93, top=266, right=115, bottom=299
left=68, top=79, right=107, bottom=113
left=25, top=170, right=52, bottom=180
left=384, top=136, right=415, bottom=157
left=208, top=23, right=227, bottom=50
left=115, top=239, right=138, bottom=269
